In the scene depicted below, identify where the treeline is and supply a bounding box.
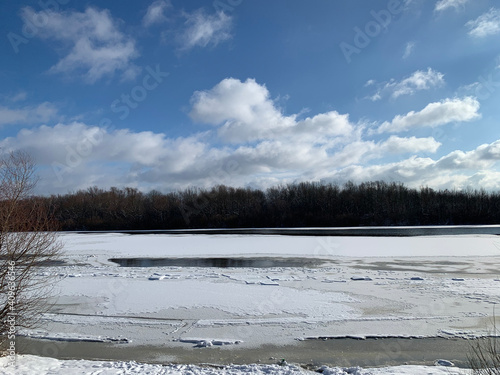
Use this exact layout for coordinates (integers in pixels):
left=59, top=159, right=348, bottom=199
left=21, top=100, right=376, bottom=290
left=33, top=181, right=500, bottom=230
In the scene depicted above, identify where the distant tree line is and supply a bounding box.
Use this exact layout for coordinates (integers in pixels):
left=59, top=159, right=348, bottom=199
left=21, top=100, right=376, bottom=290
left=30, top=181, right=500, bottom=230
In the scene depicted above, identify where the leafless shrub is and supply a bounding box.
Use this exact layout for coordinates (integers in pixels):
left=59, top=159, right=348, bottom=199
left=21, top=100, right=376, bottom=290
left=468, top=317, right=500, bottom=374
left=0, top=151, right=62, bottom=352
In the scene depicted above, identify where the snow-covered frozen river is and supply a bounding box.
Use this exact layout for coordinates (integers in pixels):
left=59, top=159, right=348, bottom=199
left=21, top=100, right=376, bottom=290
left=6, top=230, right=500, bottom=374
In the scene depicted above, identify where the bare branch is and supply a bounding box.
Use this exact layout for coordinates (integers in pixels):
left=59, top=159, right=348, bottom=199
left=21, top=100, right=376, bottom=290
left=0, top=151, right=62, bottom=353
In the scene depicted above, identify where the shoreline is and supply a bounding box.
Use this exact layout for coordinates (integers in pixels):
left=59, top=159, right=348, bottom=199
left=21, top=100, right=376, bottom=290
left=72, top=224, right=500, bottom=237
left=15, top=336, right=474, bottom=368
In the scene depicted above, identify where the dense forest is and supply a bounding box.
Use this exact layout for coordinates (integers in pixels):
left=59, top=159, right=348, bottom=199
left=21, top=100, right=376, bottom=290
left=32, top=181, right=500, bottom=230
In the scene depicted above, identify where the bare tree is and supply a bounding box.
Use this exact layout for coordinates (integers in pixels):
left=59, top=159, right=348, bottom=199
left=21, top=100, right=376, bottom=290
left=468, top=316, right=500, bottom=374
left=0, top=151, right=62, bottom=352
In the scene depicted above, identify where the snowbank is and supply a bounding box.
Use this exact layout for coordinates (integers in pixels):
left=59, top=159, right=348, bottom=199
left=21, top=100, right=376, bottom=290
left=0, top=355, right=471, bottom=375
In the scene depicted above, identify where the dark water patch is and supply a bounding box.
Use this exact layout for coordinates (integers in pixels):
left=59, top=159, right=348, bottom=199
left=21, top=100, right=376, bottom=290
left=109, top=257, right=325, bottom=268
left=35, top=259, right=67, bottom=266
left=351, top=259, right=489, bottom=274
left=14, top=336, right=475, bottom=367
left=78, top=225, right=500, bottom=236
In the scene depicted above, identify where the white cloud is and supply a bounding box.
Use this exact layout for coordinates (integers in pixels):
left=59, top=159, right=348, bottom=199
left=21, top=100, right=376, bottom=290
left=378, top=136, right=441, bottom=154
left=21, top=7, right=139, bottom=83
left=178, top=10, right=232, bottom=50
left=435, top=0, right=469, bottom=12
left=466, top=8, right=500, bottom=38
left=392, top=68, right=444, bottom=98
left=190, top=77, right=294, bottom=142
left=296, top=112, right=354, bottom=138
left=402, top=41, right=415, bottom=59
left=436, top=140, right=500, bottom=170
left=143, top=0, right=170, bottom=27
left=1, top=119, right=496, bottom=194
left=190, top=78, right=353, bottom=143
left=377, top=96, right=480, bottom=133
left=190, top=78, right=274, bottom=125
left=0, top=122, right=209, bottom=192
left=325, top=140, right=500, bottom=191
left=368, top=68, right=445, bottom=101
left=317, top=135, right=439, bottom=170
left=0, top=79, right=496, bottom=194
left=0, top=102, right=59, bottom=127
left=328, top=136, right=441, bottom=168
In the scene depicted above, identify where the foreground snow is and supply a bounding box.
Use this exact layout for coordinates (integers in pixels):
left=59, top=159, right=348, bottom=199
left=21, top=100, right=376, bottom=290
left=0, top=355, right=471, bottom=375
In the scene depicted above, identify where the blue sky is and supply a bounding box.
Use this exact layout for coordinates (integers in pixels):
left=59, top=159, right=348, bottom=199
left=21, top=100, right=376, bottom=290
left=1, top=0, right=500, bottom=194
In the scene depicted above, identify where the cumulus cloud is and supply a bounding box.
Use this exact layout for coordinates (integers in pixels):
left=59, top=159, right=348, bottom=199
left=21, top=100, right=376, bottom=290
left=190, top=77, right=291, bottom=142
left=326, top=139, right=500, bottom=191
left=377, top=96, right=480, bottom=133
left=0, top=122, right=209, bottom=192
left=435, top=0, right=469, bottom=12
left=190, top=78, right=277, bottom=126
left=436, top=140, right=500, bottom=170
left=328, top=136, right=441, bottom=168
left=178, top=10, right=232, bottom=50
left=143, top=0, right=170, bottom=27
left=466, top=8, right=500, bottom=38
left=368, top=68, right=445, bottom=101
left=21, top=7, right=139, bottom=83
left=295, top=112, right=355, bottom=139
left=190, top=78, right=354, bottom=143
left=378, top=136, right=441, bottom=154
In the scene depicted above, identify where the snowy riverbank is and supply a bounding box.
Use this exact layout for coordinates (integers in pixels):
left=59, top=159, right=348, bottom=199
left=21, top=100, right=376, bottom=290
left=0, top=354, right=471, bottom=375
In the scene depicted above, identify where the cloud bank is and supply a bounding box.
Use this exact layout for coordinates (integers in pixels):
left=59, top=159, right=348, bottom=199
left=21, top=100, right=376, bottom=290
left=0, top=78, right=495, bottom=194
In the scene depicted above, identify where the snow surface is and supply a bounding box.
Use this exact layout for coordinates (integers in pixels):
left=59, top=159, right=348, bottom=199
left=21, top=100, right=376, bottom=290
left=6, top=233, right=500, bottom=372
left=0, top=355, right=471, bottom=375
left=60, top=232, right=500, bottom=261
